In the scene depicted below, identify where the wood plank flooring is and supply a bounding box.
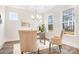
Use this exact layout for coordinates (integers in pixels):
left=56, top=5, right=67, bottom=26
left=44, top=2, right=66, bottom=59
left=0, top=40, right=79, bottom=54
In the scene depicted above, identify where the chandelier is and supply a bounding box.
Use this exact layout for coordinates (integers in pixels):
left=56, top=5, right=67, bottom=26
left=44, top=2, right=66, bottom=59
left=31, top=7, right=42, bottom=20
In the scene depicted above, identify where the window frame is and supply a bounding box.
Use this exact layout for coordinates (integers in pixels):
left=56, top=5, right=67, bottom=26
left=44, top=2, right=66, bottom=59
left=9, top=11, right=18, bottom=21
left=62, top=8, right=75, bottom=35
left=48, top=15, right=53, bottom=32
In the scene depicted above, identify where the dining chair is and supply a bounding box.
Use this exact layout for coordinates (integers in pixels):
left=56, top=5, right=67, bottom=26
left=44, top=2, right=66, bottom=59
left=19, top=30, right=39, bottom=54
left=49, top=30, right=64, bottom=53
left=39, top=32, right=46, bottom=45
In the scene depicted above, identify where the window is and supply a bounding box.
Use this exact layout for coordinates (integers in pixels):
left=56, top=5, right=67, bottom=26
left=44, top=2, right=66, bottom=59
left=9, top=12, right=18, bottom=21
left=48, top=16, right=53, bottom=31
left=63, top=8, right=74, bottom=35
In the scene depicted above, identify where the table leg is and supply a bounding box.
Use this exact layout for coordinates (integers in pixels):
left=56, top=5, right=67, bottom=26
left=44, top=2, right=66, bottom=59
left=44, top=38, right=45, bottom=45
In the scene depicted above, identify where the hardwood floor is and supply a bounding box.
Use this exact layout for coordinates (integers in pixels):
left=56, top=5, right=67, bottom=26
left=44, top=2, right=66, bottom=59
left=0, top=40, right=79, bottom=54
left=0, top=41, right=19, bottom=54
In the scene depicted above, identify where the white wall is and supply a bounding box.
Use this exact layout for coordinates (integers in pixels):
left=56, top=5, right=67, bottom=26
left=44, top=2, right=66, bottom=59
left=5, top=6, right=32, bottom=41
left=44, top=5, right=79, bottom=48
left=5, top=6, right=44, bottom=41
left=0, top=6, right=6, bottom=48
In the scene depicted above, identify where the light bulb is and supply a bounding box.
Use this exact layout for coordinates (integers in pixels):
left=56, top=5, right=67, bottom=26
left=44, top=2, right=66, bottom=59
left=31, top=15, right=35, bottom=19
left=36, top=14, right=42, bottom=19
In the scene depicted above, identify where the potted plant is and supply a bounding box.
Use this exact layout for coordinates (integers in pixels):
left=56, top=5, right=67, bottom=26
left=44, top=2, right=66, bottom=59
left=39, top=24, right=45, bottom=32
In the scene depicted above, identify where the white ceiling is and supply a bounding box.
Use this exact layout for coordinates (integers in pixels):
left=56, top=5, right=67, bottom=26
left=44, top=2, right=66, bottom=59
left=8, top=5, right=56, bottom=14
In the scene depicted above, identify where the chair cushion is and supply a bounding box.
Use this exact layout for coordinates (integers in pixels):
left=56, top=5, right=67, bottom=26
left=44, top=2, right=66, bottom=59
left=50, top=36, right=61, bottom=45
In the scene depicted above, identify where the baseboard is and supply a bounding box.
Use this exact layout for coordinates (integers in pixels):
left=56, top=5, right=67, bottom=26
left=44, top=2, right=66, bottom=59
left=5, top=38, right=20, bottom=42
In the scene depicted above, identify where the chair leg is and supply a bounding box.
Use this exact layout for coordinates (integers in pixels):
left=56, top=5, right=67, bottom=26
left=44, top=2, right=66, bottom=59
left=40, top=39, right=41, bottom=43
left=37, top=48, right=39, bottom=54
left=49, top=43, right=51, bottom=53
left=44, top=39, right=45, bottom=45
left=21, top=51, right=23, bottom=54
left=59, top=45, right=62, bottom=53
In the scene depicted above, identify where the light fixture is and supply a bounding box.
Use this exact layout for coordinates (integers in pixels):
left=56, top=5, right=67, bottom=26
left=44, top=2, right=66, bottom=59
left=31, top=7, right=42, bottom=20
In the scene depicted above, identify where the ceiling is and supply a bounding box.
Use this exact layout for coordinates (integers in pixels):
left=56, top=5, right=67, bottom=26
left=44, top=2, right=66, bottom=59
left=7, top=5, right=56, bottom=14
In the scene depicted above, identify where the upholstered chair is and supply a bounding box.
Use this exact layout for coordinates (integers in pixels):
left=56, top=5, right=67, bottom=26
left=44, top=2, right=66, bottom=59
left=19, top=30, right=39, bottom=54
left=49, top=30, right=64, bottom=53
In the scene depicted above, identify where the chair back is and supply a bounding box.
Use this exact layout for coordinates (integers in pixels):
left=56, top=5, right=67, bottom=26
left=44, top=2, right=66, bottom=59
left=19, top=30, right=37, bottom=53
left=39, top=32, right=45, bottom=39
